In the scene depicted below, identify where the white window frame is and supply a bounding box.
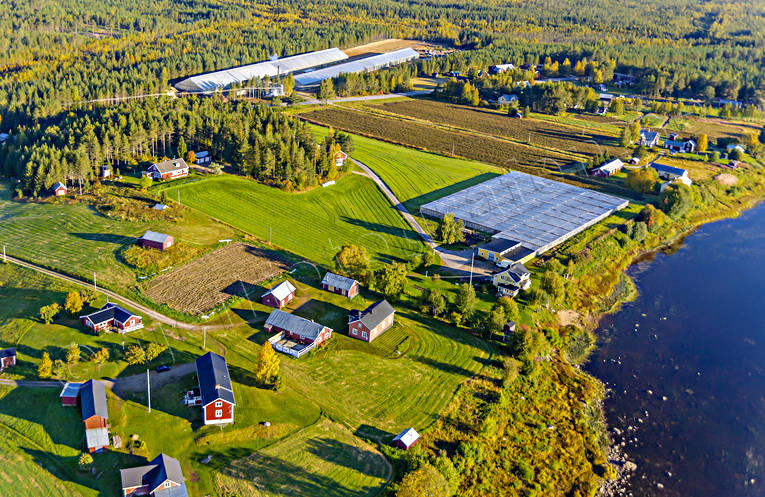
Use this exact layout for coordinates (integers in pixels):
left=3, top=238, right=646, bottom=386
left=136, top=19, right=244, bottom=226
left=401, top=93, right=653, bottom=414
left=215, top=409, right=223, bottom=417
left=362, top=331, right=368, bottom=339
left=215, top=401, right=222, bottom=407
left=164, top=482, right=171, bottom=488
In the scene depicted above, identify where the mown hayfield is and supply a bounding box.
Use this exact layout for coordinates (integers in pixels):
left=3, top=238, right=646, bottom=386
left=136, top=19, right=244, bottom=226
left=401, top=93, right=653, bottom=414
left=0, top=183, right=233, bottom=291
left=301, top=107, right=575, bottom=173
left=143, top=242, right=289, bottom=314
left=170, top=174, right=424, bottom=266
left=215, top=419, right=389, bottom=497
left=369, top=99, right=628, bottom=158
left=669, top=116, right=761, bottom=142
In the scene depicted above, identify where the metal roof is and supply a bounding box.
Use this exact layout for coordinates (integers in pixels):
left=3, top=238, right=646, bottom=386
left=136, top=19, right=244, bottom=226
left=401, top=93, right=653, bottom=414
left=595, top=159, right=624, bottom=174
left=265, top=309, right=330, bottom=341
left=294, top=48, right=419, bottom=86
left=120, top=454, right=186, bottom=494
left=262, top=280, right=297, bottom=302
left=322, top=272, right=358, bottom=292
left=479, top=238, right=520, bottom=254
left=152, top=158, right=188, bottom=174
left=195, top=352, right=235, bottom=406
left=140, top=230, right=172, bottom=244
left=420, top=171, right=628, bottom=256
left=85, top=427, right=109, bottom=450
left=79, top=379, right=108, bottom=420
left=350, top=300, right=395, bottom=331
left=81, top=303, right=138, bottom=325
left=393, top=427, right=419, bottom=447
left=52, top=182, right=66, bottom=190
left=60, top=382, right=82, bottom=398
left=174, top=48, right=349, bottom=92
left=651, top=162, right=687, bottom=176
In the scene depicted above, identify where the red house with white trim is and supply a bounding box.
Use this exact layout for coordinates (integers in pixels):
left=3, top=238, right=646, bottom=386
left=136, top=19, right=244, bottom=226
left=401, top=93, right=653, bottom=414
left=348, top=300, right=395, bottom=342
left=146, top=158, right=189, bottom=181
left=322, top=272, right=359, bottom=299
left=261, top=280, right=297, bottom=309
left=52, top=182, right=67, bottom=196
left=0, top=348, right=16, bottom=370
left=392, top=427, right=420, bottom=450
left=80, top=303, right=143, bottom=334
left=194, top=352, right=235, bottom=426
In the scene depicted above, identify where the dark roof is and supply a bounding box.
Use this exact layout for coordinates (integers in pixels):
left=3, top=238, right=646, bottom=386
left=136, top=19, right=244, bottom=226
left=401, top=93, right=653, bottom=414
left=351, top=300, right=395, bottom=330
left=81, top=303, right=137, bottom=325
left=479, top=238, right=521, bottom=254
left=152, top=158, right=188, bottom=174
left=195, top=352, right=235, bottom=406
left=79, top=379, right=108, bottom=420
left=140, top=230, right=172, bottom=244
left=0, top=348, right=15, bottom=358
left=120, top=453, right=186, bottom=494
left=322, top=272, right=358, bottom=292
left=651, top=162, right=687, bottom=176
left=265, top=309, right=330, bottom=341
left=640, top=130, right=659, bottom=142
left=52, top=181, right=67, bottom=190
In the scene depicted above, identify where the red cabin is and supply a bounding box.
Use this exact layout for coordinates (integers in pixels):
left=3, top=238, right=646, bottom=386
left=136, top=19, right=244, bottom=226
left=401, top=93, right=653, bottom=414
left=321, top=272, right=359, bottom=299
left=0, top=348, right=16, bottom=370
left=195, top=352, right=236, bottom=426
left=261, top=280, right=297, bottom=309
left=138, top=230, right=174, bottom=251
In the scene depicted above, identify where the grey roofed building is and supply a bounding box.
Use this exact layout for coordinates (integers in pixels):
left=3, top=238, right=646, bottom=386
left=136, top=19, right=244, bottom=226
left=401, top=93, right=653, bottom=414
left=79, top=379, right=108, bottom=420
left=639, top=130, right=660, bottom=146
left=120, top=453, right=188, bottom=497
left=151, top=158, right=188, bottom=174
left=420, top=171, right=628, bottom=259
left=349, top=300, right=395, bottom=330
left=174, top=48, right=349, bottom=93
left=322, top=272, right=358, bottom=292
left=195, top=352, right=236, bottom=406
left=140, top=230, right=172, bottom=245
left=294, top=48, right=419, bottom=86
left=265, top=309, right=329, bottom=341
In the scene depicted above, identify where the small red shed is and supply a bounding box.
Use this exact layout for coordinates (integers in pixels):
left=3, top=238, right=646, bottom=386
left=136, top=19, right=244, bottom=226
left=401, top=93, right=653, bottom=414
left=60, top=382, right=82, bottom=406
left=392, top=428, right=420, bottom=450
left=261, top=280, right=297, bottom=309
left=138, top=230, right=174, bottom=251
left=0, top=348, right=16, bottom=370
left=321, top=272, right=360, bottom=299
left=52, top=182, right=67, bottom=196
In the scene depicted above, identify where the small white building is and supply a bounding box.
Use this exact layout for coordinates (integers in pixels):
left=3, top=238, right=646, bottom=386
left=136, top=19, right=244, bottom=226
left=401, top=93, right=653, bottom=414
left=497, top=94, right=518, bottom=105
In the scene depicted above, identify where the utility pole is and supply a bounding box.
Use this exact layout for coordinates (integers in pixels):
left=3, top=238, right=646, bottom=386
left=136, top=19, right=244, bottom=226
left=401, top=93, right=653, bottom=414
left=177, top=189, right=180, bottom=205
left=269, top=227, right=272, bottom=244
left=2, top=245, right=5, bottom=264
left=469, top=252, right=475, bottom=285
left=203, top=327, right=206, bottom=349
left=93, top=272, right=97, bottom=291
left=147, top=369, right=151, bottom=413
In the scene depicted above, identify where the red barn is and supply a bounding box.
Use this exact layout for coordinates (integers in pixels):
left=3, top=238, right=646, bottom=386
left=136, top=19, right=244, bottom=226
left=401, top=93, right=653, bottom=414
left=392, top=428, right=420, bottom=450
left=79, top=380, right=109, bottom=453
left=60, top=382, right=81, bottom=406
left=138, top=230, right=174, bottom=251
left=146, top=158, right=189, bottom=181
left=0, top=348, right=16, bottom=370
left=195, top=352, right=236, bottom=426
left=348, top=300, right=395, bottom=342
left=261, top=280, right=297, bottom=309
left=52, top=181, right=67, bottom=196
left=80, top=303, right=143, bottom=334
left=264, top=309, right=332, bottom=358
left=322, top=272, right=359, bottom=299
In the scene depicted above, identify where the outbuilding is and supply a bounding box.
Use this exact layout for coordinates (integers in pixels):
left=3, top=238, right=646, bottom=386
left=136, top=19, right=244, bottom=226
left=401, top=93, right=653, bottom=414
left=392, top=428, right=420, bottom=450
left=60, top=382, right=82, bottom=406
left=322, top=272, right=360, bottom=299
left=264, top=309, right=332, bottom=346
left=502, top=321, right=517, bottom=343
left=592, top=159, right=624, bottom=177
left=52, top=182, right=67, bottom=196
left=138, top=230, right=174, bottom=251
left=79, top=379, right=109, bottom=453
left=0, top=348, right=16, bottom=370
left=194, top=150, right=211, bottom=165
left=348, top=300, right=395, bottom=342
left=261, top=280, right=297, bottom=309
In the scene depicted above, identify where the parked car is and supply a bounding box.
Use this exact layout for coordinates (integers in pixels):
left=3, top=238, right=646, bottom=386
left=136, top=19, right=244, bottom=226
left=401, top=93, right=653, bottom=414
left=156, top=365, right=171, bottom=373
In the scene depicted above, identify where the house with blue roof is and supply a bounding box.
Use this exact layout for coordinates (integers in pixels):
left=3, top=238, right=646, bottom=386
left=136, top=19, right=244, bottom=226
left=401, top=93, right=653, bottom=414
left=192, top=352, right=236, bottom=425
left=80, top=303, right=143, bottom=334
left=120, top=453, right=188, bottom=497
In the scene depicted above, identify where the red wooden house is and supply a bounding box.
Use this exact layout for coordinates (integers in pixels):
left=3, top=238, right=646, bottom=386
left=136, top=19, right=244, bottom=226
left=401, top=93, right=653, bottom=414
left=145, top=158, right=189, bottom=181
left=138, top=230, right=174, bottom=251
left=334, top=150, right=348, bottom=168
left=264, top=309, right=332, bottom=346
left=392, top=427, right=420, bottom=450
left=195, top=352, right=236, bottom=426
left=120, top=453, right=188, bottom=497
left=322, top=272, right=359, bottom=299
left=0, top=348, right=16, bottom=370
left=348, top=300, right=395, bottom=342
left=79, top=379, right=109, bottom=453
left=52, top=182, right=67, bottom=196
left=81, top=303, right=143, bottom=334
left=261, top=280, right=297, bottom=309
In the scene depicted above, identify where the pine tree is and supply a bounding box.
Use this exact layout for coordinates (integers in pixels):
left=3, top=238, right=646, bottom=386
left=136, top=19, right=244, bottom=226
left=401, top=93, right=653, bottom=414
left=176, top=136, right=187, bottom=159
left=255, top=341, right=280, bottom=387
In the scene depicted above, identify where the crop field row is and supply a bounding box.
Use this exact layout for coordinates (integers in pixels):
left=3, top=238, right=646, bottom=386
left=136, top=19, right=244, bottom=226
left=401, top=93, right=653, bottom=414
left=143, top=242, right=288, bottom=315
left=667, top=116, right=761, bottom=141
left=301, top=107, right=576, bottom=174
left=170, top=174, right=424, bottom=266
left=368, top=99, right=628, bottom=158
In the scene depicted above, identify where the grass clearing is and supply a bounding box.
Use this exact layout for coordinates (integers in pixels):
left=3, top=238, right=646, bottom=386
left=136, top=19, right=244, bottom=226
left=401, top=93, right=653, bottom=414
left=169, top=174, right=425, bottom=266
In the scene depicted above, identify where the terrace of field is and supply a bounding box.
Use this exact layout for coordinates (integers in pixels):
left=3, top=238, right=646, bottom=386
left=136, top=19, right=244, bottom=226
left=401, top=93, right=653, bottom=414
left=170, top=174, right=424, bottom=266
left=368, top=98, right=628, bottom=158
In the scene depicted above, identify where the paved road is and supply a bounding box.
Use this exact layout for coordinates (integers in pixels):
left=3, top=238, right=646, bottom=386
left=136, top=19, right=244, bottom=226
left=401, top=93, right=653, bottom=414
left=296, top=89, right=433, bottom=106
left=350, top=158, right=493, bottom=277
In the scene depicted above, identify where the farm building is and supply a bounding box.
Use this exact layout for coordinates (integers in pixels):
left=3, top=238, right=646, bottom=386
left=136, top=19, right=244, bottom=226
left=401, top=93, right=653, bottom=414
left=334, top=150, right=348, bottom=168
left=477, top=238, right=533, bottom=265
left=0, top=348, right=16, bottom=370
left=592, top=159, right=624, bottom=177
left=52, top=181, right=67, bottom=196
left=146, top=158, right=189, bottom=181
left=639, top=130, right=660, bottom=147
left=322, top=272, right=360, bottom=299
left=81, top=303, right=143, bottom=333
left=191, top=352, right=236, bottom=426
left=60, top=382, right=81, bottom=406
left=489, top=63, right=515, bottom=74
left=497, top=94, right=518, bottom=105
left=139, top=230, right=174, bottom=251
left=294, top=48, right=419, bottom=86
left=265, top=309, right=332, bottom=358
left=665, top=138, right=696, bottom=153
left=492, top=263, right=532, bottom=291
left=101, top=165, right=112, bottom=179
left=502, top=321, right=517, bottom=343
left=261, top=280, right=297, bottom=309
left=174, top=48, right=349, bottom=93
left=420, top=171, right=628, bottom=262
left=79, top=379, right=109, bottom=453
left=651, top=162, right=692, bottom=184
left=348, top=300, right=395, bottom=342
left=120, top=453, right=188, bottom=497
left=194, top=150, right=211, bottom=165
left=392, top=428, right=420, bottom=450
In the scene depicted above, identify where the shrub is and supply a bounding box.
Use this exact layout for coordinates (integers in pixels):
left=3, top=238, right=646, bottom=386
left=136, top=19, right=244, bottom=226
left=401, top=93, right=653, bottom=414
left=39, top=303, right=61, bottom=324
left=78, top=453, right=94, bottom=471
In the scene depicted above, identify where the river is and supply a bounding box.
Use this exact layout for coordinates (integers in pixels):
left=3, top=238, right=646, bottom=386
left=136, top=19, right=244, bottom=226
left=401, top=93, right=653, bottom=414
left=588, top=202, right=765, bottom=497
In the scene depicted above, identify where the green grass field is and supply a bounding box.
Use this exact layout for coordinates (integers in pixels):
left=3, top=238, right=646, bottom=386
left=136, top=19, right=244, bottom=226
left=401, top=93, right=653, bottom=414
left=0, top=183, right=234, bottom=292
left=168, top=174, right=425, bottom=266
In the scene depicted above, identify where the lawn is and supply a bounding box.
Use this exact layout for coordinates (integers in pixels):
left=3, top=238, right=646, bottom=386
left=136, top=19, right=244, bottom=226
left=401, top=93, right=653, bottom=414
left=168, top=174, right=425, bottom=266
left=0, top=182, right=234, bottom=293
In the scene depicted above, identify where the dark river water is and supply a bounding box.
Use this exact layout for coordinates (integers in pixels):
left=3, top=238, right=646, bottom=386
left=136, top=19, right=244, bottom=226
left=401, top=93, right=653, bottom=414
left=588, top=202, right=765, bottom=497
